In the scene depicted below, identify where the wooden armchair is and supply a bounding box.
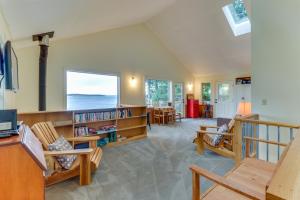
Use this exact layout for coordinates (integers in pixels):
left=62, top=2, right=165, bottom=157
left=194, top=119, right=235, bottom=158
left=189, top=131, right=296, bottom=200
left=31, top=122, right=103, bottom=186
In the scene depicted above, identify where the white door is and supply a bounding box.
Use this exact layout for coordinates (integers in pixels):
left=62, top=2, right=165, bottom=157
left=174, top=83, right=184, bottom=114
left=215, top=81, right=235, bottom=118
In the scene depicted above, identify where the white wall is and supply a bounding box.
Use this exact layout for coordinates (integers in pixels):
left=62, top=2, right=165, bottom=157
left=252, top=0, right=300, bottom=123
left=252, top=0, right=300, bottom=162
left=0, top=9, right=15, bottom=109
left=15, top=24, right=193, bottom=112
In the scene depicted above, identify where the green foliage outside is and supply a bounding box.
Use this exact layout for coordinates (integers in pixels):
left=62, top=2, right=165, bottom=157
left=146, top=80, right=170, bottom=106
left=202, top=83, right=211, bottom=102
left=174, top=84, right=182, bottom=101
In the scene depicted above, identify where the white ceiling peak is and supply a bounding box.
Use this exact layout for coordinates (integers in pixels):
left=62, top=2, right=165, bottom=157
left=0, top=0, right=176, bottom=41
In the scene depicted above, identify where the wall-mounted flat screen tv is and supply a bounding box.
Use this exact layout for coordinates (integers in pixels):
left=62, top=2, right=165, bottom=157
left=4, top=41, right=19, bottom=90
left=0, top=46, right=3, bottom=76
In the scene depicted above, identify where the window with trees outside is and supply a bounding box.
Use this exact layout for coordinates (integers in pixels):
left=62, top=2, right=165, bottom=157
left=201, top=82, right=211, bottom=103
left=145, top=79, right=172, bottom=107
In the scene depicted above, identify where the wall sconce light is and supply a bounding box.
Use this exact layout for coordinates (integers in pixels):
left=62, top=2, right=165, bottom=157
left=130, top=76, right=137, bottom=87
left=187, top=83, right=193, bottom=92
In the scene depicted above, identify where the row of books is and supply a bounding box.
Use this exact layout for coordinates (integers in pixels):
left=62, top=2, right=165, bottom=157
left=74, top=111, right=116, bottom=123
left=75, top=126, right=90, bottom=137
left=75, top=125, right=117, bottom=137
left=117, top=108, right=132, bottom=119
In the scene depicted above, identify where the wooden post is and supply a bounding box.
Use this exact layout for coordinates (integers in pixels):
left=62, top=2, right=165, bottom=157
left=245, top=138, right=250, bottom=158
left=196, top=127, right=206, bottom=154
left=252, top=115, right=259, bottom=158
left=79, top=154, right=91, bottom=185
left=234, top=120, right=243, bottom=166
left=192, top=171, right=200, bottom=200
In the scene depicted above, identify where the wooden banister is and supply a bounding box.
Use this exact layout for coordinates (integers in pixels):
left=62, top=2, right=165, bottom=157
left=189, top=165, right=264, bottom=200
left=244, top=137, right=288, bottom=147
left=235, top=118, right=300, bottom=129
left=267, top=131, right=300, bottom=200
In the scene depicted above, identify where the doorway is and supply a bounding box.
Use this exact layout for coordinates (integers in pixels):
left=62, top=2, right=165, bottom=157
left=215, top=81, right=235, bottom=118
left=174, top=83, right=184, bottom=115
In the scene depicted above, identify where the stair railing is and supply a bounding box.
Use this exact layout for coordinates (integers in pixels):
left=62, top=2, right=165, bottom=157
left=234, top=115, right=300, bottom=165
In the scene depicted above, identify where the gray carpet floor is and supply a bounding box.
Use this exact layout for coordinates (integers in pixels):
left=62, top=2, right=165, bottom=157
left=46, top=119, right=234, bottom=200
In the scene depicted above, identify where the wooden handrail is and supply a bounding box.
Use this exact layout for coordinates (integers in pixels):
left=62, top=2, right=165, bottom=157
left=235, top=117, right=300, bottom=129
left=189, top=165, right=264, bottom=200
left=244, top=136, right=288, bottom=147
left=267, top=132, right=300, bottom=199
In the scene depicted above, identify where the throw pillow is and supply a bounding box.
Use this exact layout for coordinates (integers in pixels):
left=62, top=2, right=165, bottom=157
left=48, top=136, right=77, bottom=169
left=212, top=124, right=228, bottom=146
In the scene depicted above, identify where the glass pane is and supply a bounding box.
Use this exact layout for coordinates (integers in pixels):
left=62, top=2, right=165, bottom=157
left=218, top=83, right=230, bottom=102
left=67, top=71, right=119, bottom=110
left=145, top=79, right=171, bottom=107
left=174, top=83, right=183, bottom=113
left=231, top=0, right=248, bottom=24
left=201, top=83, right=211, bottom=103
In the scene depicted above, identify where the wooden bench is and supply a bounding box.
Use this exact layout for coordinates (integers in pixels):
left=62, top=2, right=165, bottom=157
left=190, top=131, right=300, bottom=200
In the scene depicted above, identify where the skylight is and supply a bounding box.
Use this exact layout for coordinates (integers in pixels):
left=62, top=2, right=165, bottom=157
left=223, top=0, right=251, bottom=37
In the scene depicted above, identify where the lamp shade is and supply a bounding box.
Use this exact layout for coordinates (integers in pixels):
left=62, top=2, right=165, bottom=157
left=237, top=102, right=252, bottom=116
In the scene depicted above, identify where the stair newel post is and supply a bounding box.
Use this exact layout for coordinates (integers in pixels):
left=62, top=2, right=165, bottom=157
left=233, top=119, right=243, bottom=166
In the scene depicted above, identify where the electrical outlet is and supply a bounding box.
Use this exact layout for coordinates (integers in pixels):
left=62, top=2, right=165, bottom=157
left=262, top=99, right=267, bottom=106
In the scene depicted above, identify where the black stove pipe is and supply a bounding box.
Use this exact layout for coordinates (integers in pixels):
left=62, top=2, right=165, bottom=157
left=38, top=44, right=48, bottom=111
left=33, top=32, right=54, bottom=111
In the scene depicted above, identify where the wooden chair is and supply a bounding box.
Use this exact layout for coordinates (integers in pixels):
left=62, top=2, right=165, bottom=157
left=193, top=118, right=235, bottom=158
left=31, top=122, right=103, bottom=186
left=154, top=108, right=164, bottom=125
left=175, top=111, right=182, bottom=122
left=190, top=132, right=295, bottom=200
left=167, top=108, right=175, bottom=123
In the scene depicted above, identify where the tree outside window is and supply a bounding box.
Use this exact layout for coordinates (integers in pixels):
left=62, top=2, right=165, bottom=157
left=201, top=83, right=211, bottom=103
left=145, top=79, right=171, bottom=106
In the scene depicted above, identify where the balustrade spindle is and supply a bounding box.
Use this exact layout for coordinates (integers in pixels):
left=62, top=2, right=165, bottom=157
left=290, top=128, right=293, bottom=141
left=256, top=124, right=259, bottom=159
left=266, top=125, right=269, bottom=162
left=277, top=126, right=280, bottom=161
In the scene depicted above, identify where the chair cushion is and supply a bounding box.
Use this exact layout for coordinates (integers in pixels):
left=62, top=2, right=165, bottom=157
left=212, top=124, right=228, bottom=146
left=48, top=136, right=77, bottom=169
left=203, top=134, right=215, bottom=146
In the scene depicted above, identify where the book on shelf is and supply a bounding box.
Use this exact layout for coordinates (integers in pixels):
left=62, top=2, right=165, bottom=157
left=74, top=111, right=116, bottom=123
left=117, top=108, right=132, bottom=119
left=75, top=126, right=89, bottom=137
left=75, top=125, right=117, bottom=137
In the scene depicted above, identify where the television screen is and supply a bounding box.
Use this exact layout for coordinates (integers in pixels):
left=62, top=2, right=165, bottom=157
left=4, top=41, right=19, bottom=90
left=0, top=47, right=3, bottom=75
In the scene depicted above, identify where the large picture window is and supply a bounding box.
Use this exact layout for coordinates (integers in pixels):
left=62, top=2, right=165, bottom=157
left=66, top=71, right=119, bottom=110
left=145, top=79, right=172, bottom=107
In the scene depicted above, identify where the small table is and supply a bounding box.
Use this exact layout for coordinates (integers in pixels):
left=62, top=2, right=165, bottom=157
left=155, top=107, right=175, bottom=124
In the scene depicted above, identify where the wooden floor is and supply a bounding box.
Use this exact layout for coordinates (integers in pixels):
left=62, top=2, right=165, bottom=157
left=202, top=158, right=276, bottom=200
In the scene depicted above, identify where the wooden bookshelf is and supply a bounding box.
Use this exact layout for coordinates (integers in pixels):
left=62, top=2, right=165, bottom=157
left=18, top=105, right=147, bottom=148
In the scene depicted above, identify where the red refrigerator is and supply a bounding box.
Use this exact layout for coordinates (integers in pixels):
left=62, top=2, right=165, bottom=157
left=186, top=99, right=200, bottom=118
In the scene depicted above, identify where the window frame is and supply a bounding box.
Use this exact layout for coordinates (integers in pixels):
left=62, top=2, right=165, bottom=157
left=64, top=69, right=120, bottom=110
left=145, top=78, right=173, bottom=107
left=201, top=82, right=212, bottom=103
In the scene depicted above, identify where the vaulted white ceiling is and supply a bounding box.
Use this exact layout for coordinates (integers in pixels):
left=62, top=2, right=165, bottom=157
left=0, top=0, right=175, bottom=40
left=147, top=0, right=251, bottom=76
left=0, top=0, right=251, bottom=76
